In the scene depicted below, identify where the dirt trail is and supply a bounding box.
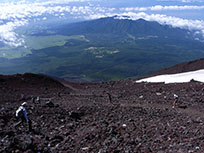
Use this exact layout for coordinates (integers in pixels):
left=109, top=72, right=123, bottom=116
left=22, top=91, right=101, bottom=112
left=61, top=82, right=78, bottom=91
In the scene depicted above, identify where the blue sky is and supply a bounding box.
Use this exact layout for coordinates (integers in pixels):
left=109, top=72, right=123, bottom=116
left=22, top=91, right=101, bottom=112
left=0, top=0, right=204, bottom=47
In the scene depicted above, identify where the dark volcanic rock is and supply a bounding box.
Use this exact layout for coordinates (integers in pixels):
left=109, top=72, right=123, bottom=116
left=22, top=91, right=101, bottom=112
left=69, top=111, right=84, bottom=121
left=45, top=100, right=55, bottom=107
left=12, top=135, right=33, bottom=151
left=0, top=68, right=204, bottom=152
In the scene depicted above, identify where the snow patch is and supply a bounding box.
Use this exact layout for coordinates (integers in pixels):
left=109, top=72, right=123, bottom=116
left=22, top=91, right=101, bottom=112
left=136, top=69, right=204, bottom=83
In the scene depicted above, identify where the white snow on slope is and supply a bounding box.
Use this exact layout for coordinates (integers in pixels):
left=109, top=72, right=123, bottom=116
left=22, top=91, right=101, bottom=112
left=136, top=69, right=204, bottom=83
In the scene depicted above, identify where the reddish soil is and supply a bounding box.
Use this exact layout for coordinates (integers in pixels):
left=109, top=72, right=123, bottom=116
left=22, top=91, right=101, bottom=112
left=1, top=59, right=204, bottom=153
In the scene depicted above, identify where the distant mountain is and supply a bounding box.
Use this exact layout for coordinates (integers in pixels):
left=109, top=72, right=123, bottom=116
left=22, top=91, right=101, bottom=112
left=58, top=16, right=193, bottom=41
left=1, top=16, right=204, bottom=81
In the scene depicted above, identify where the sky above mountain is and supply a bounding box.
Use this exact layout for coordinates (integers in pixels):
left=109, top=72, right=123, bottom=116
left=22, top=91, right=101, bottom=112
left=0, top=0, right=204, bottom=47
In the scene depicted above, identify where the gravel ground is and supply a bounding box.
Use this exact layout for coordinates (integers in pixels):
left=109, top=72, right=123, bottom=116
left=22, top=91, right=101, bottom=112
left=0, top=73, right=204, bottom=153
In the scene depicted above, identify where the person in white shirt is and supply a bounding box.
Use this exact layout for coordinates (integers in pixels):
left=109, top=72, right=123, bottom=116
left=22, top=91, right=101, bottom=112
left=172, top=94, right=179, bottom=108
left=15, top=102, right=32, bottom=132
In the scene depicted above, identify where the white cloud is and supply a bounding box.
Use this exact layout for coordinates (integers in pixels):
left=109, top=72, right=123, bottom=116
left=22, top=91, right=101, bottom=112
left=87, top=11, right=204, bottom=36
left=113, top=12, right=204, bottom=36
left=0, top=20, right=27, bottom=47
left=120, top=5, right=204, bottom=12
left=0, top=1, right=105, bottom=47
left=152, top=5, right=204, bottom=10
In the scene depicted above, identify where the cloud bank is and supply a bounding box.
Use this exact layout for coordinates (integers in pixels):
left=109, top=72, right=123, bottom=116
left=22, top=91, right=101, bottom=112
left=114, top=12, right=204, bottom=33
left=120, top=5, right=204, bottom=11
left=0, top=1, right=114, bottom=47
left=0, top=20, right=27, bottom=47
left=87, top=11, right=204, bottom=37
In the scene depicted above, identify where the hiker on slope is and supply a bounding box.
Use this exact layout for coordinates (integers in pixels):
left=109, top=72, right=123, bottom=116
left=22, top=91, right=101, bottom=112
left=15, top=102, right=32, bottom=132
left=172, top=94, right=179, bottom=108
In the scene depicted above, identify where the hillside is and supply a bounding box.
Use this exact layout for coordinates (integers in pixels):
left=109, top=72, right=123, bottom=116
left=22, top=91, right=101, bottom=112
left=0, top=59, right=204, bottom=152
left=150, top=58, right=204, bottom=76
left=1, top=17, right=204, bottom=81
left=59, top=16, right=191, bottom=40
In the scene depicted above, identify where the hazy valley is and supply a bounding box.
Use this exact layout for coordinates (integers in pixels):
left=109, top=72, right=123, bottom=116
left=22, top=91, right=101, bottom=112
left=1, top=17, right=204, bottom=81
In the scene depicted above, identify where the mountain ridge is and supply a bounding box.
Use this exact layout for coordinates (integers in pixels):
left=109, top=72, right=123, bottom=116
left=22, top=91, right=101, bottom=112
left=149, top=58, right=204, bottom=77
left=58, top=16, right=192, bottom=41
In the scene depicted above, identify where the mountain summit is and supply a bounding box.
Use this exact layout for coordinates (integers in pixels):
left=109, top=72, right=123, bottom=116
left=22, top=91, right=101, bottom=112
left=59, top=16, right=191, bottom=41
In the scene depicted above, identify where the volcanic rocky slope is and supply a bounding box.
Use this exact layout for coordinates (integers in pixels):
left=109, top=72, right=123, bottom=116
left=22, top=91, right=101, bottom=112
left=149, top=58, right=204, bottom=77
left=0, top=60, right=204, bottom=152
